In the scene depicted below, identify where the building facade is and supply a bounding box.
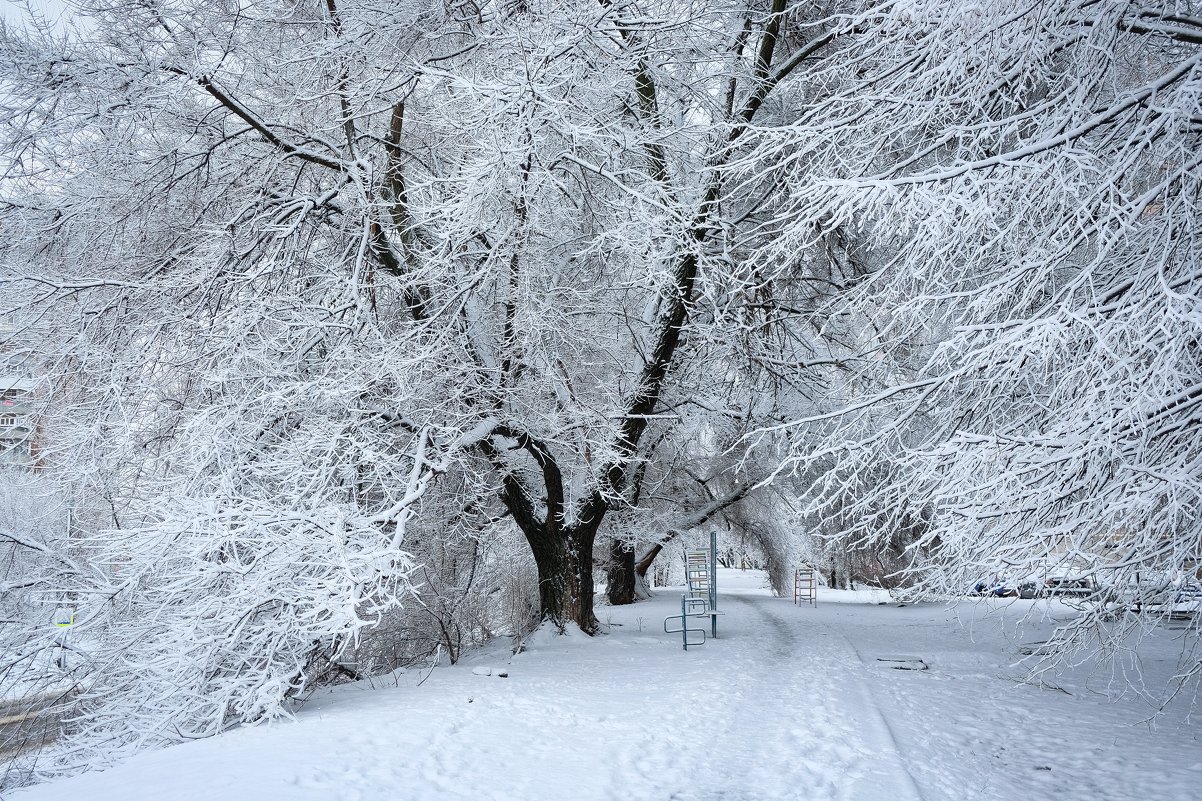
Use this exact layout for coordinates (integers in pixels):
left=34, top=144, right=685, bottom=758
left=0, top=377, right=37, bottom=468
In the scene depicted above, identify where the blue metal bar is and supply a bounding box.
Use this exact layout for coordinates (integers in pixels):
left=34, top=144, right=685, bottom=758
left=681, top=594, right=688, bottom=650
left=710, top=530, right=718, bottom=637
left=664, top=595, right=708, bottom=649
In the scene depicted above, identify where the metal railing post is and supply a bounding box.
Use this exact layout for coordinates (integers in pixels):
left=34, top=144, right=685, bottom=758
left=681, top=594, right=689, bottom=650
left=709, top=530, right=718, bottom=637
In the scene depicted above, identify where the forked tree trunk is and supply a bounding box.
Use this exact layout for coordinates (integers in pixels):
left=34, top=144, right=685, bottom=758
left=477, top=0, right=795, bottom=635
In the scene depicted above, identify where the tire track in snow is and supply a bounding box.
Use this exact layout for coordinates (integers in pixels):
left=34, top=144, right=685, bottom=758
left=822, top=622, right=928, bottom=801
left=726, top=593, right=926, bottom=801
left=600, top=592, right=863, bottom=801
left=692, top=594, right=868, bottom=801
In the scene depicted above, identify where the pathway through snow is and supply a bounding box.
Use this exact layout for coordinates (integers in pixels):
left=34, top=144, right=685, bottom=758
left=9, top=570, right=1200, bottom=801
left=283, top=578, right=898, bottom=801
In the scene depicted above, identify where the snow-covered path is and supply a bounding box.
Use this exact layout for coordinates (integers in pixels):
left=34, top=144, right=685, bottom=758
left=284, top=577, right=909, bottom=801
left=10, top=571, right=1201, bottom=801
left=823, top=595, right=1202, bottom=801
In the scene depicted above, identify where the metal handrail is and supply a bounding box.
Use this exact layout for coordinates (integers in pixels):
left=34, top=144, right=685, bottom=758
left=663, top=595, right=708, bottom=649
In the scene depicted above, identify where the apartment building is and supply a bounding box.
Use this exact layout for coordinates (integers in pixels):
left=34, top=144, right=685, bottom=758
left=0, top=376, right=37, bottom=467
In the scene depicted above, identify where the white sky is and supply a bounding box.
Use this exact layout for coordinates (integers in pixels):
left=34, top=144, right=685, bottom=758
left=1, top=0, right=73, bottom=28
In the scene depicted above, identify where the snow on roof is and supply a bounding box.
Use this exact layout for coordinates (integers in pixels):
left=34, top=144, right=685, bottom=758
left=0, top=376, right=38, bottom=392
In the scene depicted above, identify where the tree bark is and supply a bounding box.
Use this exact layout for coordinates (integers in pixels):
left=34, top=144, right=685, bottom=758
left=526, top=524, right=599, bottom=633
left=606, top=539, right=637, bottom=606
left=635, top=543, right=663, bottom=579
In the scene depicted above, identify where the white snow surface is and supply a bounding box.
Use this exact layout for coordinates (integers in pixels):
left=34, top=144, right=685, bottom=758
left=12, top=570, right=1201, bottom=801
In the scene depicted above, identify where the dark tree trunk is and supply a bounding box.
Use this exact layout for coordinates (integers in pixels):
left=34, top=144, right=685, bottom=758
left=565, top=525, right=600, bottom=632
left=606, top=539, right=637, bottom=606
left=522, top=521, right=600, bottom=634
left=480, top=429, right=601, bottom=634
left=635, top=543, right=663, bottom=579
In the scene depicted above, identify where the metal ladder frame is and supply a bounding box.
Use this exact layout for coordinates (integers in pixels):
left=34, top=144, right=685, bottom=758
left=794, top=567, right=817, bottom=606
left=663, top=531, right=723, bottom=649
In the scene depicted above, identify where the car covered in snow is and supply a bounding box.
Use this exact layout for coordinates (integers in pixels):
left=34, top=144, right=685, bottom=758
left=1042, top=574, right=1096, bottom=598
left=972, top=577, right=1019, bottom=598
left=973, top=575, right=1081, bottom=600
left=1090, top=573, right=1202, bottom=618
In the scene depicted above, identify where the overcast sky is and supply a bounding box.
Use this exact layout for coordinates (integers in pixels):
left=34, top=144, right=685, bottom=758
left=1, top=0, right=73, bottom=27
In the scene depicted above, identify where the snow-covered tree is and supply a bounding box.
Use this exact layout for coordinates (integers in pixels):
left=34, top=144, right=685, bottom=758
left=0, top=0, right=847, bottom=771
left=739, top=0, right=1201, bottom=676
left=1, top=0, right=1196, bottom=781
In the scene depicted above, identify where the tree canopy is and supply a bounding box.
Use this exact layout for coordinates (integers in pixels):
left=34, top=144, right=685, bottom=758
left=0, top=0, right=1198, bottom=783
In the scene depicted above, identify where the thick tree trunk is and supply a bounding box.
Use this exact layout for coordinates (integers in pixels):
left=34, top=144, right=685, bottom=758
left=606, top=539, right=637, bottom=606
left=565, top=526, right=600, bottom=633
left=524, top=523, right=600, bottom=634
left=480, top=431, right=600, bottom=634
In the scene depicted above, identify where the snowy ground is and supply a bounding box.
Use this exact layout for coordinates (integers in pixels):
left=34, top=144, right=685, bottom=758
left=9, top=570, right=1201, bottom=801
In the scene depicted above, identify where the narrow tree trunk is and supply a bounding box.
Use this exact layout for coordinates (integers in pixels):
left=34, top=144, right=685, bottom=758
left=606, top=539, right=637, bottom=606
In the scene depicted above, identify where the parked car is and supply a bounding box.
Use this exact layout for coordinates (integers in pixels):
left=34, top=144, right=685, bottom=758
left=1155, top=578, right=1201, bottom=618
left=1017, top=579, right=1042, bottom=599
left=1090, top=573, right=1201, bottom=618
left=972, top=577, right=1021, bottom=598
left=1043, top=575, right=1095, bottom=598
